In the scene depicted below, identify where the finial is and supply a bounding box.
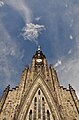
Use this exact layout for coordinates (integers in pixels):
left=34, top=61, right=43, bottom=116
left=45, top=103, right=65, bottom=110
left=37, top=45, right=41, bottom=51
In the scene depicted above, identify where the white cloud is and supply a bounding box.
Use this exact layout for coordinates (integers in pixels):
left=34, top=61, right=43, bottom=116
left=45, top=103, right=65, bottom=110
left=68, top=49, right=72, bottom=54
left=69, top=35, right=73, bottom=40
left=57, top=55, right=79, bottom=98
left=35, top=16, right=41, bottom=21
left=70, top=19, right=74, bottom=27
left=1, top=0, right=79, bottom=100
left=0, top=1, right=4, bottom=7
left=4, top=0, right=32, bottom=23
left=21, top=23, right=45, bottom=44
left=54, top=60, right=62, bottom=68
left=65, top=4, right=68, bottom=8
left=48, top=1, right=79, bottom=98
left=0, top=23, right=24, bottom=89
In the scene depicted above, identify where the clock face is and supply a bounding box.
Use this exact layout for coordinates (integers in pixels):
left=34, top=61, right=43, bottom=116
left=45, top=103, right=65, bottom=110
left=36, top=59, right=42, bottom=63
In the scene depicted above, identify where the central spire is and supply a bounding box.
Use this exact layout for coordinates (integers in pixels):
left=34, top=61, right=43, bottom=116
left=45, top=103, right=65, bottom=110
left=37, top=45, right=41, bottom=51
left=33, top=46, right=46, bottom=59
left=31, top=46, right=48, bottom=79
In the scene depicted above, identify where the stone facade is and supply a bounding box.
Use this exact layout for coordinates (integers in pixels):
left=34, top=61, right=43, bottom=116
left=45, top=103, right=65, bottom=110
left=0, top=46, right=79, bottom=120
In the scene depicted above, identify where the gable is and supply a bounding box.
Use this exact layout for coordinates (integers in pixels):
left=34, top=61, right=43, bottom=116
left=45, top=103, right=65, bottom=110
left=16, top=74, right=61, bottom=120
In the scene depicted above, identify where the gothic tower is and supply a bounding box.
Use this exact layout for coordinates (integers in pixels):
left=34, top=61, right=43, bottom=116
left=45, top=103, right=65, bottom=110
left=0, top=46, right=79, bottom=120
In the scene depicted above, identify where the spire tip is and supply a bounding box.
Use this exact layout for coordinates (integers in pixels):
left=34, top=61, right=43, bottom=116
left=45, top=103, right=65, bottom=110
left=37, top=45, right=41, bottom=51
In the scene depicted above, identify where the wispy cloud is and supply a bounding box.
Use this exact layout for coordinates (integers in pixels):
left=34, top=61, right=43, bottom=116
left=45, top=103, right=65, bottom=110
left=69, top=35, right=73, bottom=40
left=0, top=1, right=4, bottom=7
left=68, top=49, right=72, bottom=54
left=4, top=0, right=45, bottom=45
left=35, top=16, right=41, bottom=21
left=0, top=0, right=45, bottom=92
left=41, top=0, right=79, bottom=98
left=0, top=23, right=24, bottom=90
left=56, top=53, right=79, bottom=98
left=1, top=0, right=79, bottom=100
left=4, top=0, right=32, bottom=23
left=54, top=60, right=62, bottom=68
left=21, top=23, right=45, bottom=45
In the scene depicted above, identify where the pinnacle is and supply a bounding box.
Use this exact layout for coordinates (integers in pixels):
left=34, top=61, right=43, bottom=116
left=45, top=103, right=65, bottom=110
left=37, top=45, right=41, bottom=51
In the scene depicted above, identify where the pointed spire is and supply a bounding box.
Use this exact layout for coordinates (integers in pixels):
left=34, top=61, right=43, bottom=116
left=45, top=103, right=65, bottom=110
left=37, top=45, right=41, bottom=51
left=32, top=45, right=46, bottom=59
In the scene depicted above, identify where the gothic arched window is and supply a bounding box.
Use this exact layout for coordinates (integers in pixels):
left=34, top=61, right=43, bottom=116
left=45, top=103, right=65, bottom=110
left=42, top=97, right=45, bottom=120
left=38, top=98, right=41, bottom=119
left=33, top=97, right=37, bottom=120
left=38, top=90, right=40, bottom=95
left=47, top=110, right=50, bottom=120
left=29, top=110, right=32, bottom=120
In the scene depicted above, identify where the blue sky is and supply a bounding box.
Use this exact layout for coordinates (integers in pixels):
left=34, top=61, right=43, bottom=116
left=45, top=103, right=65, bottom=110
left=0, top=0, right=79, bottom=98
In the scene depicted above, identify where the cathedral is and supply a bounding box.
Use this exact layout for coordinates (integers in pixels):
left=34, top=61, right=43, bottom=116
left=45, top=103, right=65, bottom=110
left=0, top=46, right=79, bottom=120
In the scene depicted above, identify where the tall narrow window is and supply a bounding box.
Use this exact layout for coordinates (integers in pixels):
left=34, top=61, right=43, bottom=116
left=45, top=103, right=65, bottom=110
left=38, top=65, right=41, bottom=72
left=38, top=98, right=41, bottom=119
left=29, top=110, right=32, bottom=120
left=33, top=97, right=37, bottom=120
left=47, top=110, right=50, bottom=120
left=42, top=97, right=45, bottom=120
left=38, top=90, right=40, bottom=95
